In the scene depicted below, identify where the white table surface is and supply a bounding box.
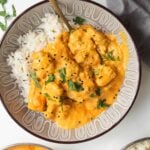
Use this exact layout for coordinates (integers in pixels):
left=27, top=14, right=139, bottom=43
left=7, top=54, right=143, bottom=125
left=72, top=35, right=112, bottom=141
left=1, top=0, right=150, bottom=150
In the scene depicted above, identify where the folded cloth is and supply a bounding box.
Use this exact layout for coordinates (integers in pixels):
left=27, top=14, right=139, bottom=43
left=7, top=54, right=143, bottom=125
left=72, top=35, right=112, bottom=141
left=106, top=0, right=150, bottom=66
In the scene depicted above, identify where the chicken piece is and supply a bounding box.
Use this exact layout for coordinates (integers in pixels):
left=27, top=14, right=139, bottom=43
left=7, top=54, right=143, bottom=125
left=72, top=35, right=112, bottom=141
left=31, top=51, right=54, bottom=79
left=44, top=102, right=58, bottom=119
left=107, top=41, right=121, bottom=60
left=80, top=50, right=100, bottom=66
left=93, top=65, right=116, bottom=86
left=44, top=32, right=70, bottom=59
left=68, top=27, right=94, bottom=54
left=28, top=81, right=46, bottom=112
left=58, top=104, right=71, bottom=118
left=83, top=24, right=110, bottom=55
left=93, top=33, right=110, bottom=56
left=67, top=91, right=86, bottom=103
left=68, top=25, right=101, bottom=65
left=66, top=70, right=95, bottom=102
left=45, top=103, right=70, bottom=120
left=56, top=58, right=80, bottom=81
left=31, top=51, right=54, bottom=70
left=79, top=70, right=95, bottom=91
left=42, top=82, right=64, bottom=102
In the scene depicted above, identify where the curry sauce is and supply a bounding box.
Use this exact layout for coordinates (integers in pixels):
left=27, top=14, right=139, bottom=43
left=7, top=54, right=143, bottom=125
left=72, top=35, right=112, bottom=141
left=28, top=24, right=129, bottom=129
left=7, top=145, right=48, bottom=150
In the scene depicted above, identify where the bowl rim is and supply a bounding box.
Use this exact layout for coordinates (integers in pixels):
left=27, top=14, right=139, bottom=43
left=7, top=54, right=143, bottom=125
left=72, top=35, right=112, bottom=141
left=0, top=0, right=141, bottom=144
left=122, top=137, right=150, bottom=150
left=2, top=143, right=52, bottom=150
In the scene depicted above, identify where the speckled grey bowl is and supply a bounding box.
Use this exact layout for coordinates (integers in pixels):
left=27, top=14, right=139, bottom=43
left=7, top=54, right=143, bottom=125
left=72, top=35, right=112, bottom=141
left=122, top=137, right=150, bottom=150
left=0, top=0, right=140, bottom=143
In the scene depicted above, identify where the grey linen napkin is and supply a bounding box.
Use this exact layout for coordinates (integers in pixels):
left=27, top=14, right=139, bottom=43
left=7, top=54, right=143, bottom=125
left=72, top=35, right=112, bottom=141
left=106, top=0, right=150, bottom=66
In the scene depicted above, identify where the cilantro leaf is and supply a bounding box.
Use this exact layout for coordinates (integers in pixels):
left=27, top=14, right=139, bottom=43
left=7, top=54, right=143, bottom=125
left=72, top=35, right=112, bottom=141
left=5, top=14, right=11, bottom=19
left=0, top=22, right=6, bottom=31
left=29, top=71, right=41, bottom=89
left=0, top=1, right=16, bottom=31
left=68, top=80, right=84, bottom=92
left=103, top=50, right=119, bottom=61
left=58, top=67, right=66, bottom=83
left=12, top=4, right=16, bottom=16
left=43, top=93, right=55, bottom=101
left=107, top=51, right=115, bottom=61
left=97, top=99, right=110, bottom=109
left=45, top=74, right=55, bottom=85
left=0, top=10, right=6, bottom=16
left=73, top=16, right=85, bottom=25
left=0, top=0, right=7, bottom=5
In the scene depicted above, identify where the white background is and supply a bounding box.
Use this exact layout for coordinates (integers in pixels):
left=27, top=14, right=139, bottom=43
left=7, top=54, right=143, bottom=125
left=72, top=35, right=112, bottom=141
left=0, top=0, right=150, bottom=150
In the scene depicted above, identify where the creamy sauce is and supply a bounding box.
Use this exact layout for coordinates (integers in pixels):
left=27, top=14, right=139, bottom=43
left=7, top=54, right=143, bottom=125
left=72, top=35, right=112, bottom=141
left=7, top=145, right=48, bottom=150
left=28, top=24, right=129, bottom=129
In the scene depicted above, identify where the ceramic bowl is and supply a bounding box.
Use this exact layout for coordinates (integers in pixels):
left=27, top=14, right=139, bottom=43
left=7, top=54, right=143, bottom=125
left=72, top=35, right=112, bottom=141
left=3, top=143, right=52, bottom=150
left=0, top=0, right=140, bottom=143
left=122, top=137, right=150, bottom=150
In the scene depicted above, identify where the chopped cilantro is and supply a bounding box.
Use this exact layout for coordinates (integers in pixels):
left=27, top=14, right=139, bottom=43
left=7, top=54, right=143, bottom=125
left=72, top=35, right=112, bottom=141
left=0, top=0, right=16, bottom=31
left=12, top=4, right=16, bottom=17
left=97, top=99, right=110, bottom=109
left=68, top=80, right=84, bottom=92
left=58, top=67, right=66, bottom=83
left=103, top=51, right=119, bottom=61
left=0, top=22, right=6, bottom=31
left=43, top=93, right=55, bottom=101
left=73, top=16, right=85, bottom=25
left=0, top=0, right=7, bottom=5
left=29, top=71, right=41, bottom=89
left=45, top=74, right=55, bottom=85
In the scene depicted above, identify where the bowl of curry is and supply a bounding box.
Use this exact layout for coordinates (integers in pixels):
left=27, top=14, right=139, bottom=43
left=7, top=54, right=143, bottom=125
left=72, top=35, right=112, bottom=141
left=3, top=143, right=52, bottom=150
left=0, top=0, right=140, bottom=143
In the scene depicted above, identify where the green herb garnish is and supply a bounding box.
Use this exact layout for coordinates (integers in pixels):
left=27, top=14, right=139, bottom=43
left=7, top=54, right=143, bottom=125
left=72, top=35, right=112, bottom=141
left=0, top=0, right=17, bottom=31
left=0, top=11, right=6, bottom=17
left=0, top=22, right=6, bottom=30
left=68, top=80, right=84, bottom=92
left=43, top=93, right=55, bottom=101
left=95, top=87, right=101, bottom=96
left=29, top=71, right=41, bottom=89
left=45, top=74, right=55, bottom=85
left=97, top=99, right=110, bottom=109
left=107, top=51, right=115, bottom=61
left=73, top=16, right=85, bottom=25
left=103, top=51, right=120, bottom=61
left=12, top=4, right=16, bottom=17
left=58, top=67, right=66, bottom=83
left=0, top=0, right=7, bottom=5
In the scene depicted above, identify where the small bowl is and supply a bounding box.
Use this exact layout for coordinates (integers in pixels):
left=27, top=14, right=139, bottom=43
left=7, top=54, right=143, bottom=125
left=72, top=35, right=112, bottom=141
left=122, top=137, right=150, bottom=150
left=3, top=143, right=52, bottom=150
left=0, top=0, right=140, bottom=144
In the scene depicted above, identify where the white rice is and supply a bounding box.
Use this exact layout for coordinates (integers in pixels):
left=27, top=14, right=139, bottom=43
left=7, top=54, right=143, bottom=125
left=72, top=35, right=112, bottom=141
left=126, top=140, right=150, bottom=150
left=7, top=13, right=66, bottom=101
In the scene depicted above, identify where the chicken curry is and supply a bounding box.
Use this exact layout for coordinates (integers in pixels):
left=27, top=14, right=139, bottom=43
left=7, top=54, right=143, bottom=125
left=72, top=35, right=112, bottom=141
left=28, top=24, right=129, bottom=129
left=7, top=145, right=48, bottom=150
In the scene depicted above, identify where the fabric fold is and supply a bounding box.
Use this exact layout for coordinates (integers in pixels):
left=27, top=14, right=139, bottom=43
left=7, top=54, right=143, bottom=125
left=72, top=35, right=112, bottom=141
left=106, top=0, right=150, bottom=66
